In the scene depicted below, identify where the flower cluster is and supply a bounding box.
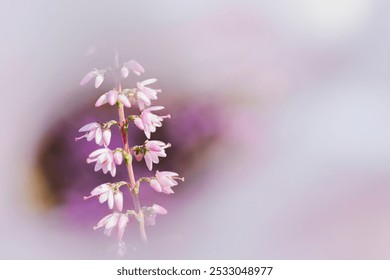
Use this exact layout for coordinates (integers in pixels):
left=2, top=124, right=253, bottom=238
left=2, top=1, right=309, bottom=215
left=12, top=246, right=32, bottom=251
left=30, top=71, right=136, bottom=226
left=77, top=57, right=184, bottom=245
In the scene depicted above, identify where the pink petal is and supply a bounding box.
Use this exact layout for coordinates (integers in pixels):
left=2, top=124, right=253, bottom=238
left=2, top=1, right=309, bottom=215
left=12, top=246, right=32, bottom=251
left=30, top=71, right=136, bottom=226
left=108, top=90, right=118, bottom=105
left=114, top=192, right=123, bottom=212
left=163, top=177, right=178, bottom=188
left=110, top=165, right=116, bottom=177
left=137, top=99, right=146, bottom=111
left=114, top=151, right=123, bottom=165
left=144, top=128, right=151, bottom=139
left=152, top=204, right=168, bottom=215
left=140, top=78, right=157, bottom=86
left=136, top=91, right=151, bottom=105
left=150, top=179, right=162, bottom=192
left=94, top=161, right=103, bottom=172
left=145, top=106, right=164, bottom=112
left=144, top=152, right=153, bottom=171
left=95, top=94, right=108, bottom=107
left=99, top=191, right=109, bottom=204
left=94, top=213, right=113, bottom=230
left=142, top=111, right=151, bottom=125
left=86, top=130, right=97, bottom=141
left=79, top=122, right=99, bottom=132
left=117, top=214, right=129, bottom=241
left=159, top=176, right=173, bottom=188
left=98, top=153, right=109, bottom=165
left=91, top=184, right=110, bottom=196
left=147, top=140, right=165, bottom=147
left=80, top=71, right=94, bottom=86
left=158, top=171, right=179, bottom=177
left=143, top=87, right=158, bottom=100
left=95, top=74, right=104, bottom=88
left=134, top=118, right=145, bottom=130
left=154, top=149, right=167, bottom=157
left=89, top=148, right=107, bottom=158
left=107, top=191, right=114, bottom=209
left=118, top=94, right=131, bottom=108
left=127, top=60, right=145, bottom=76
left=147, top=143, right=162, bottom=152
left=102, top=130, right=111, bottom=146
left=95, top=128, right=103, bottom=145
left=162, top=186, right=174, bottom=194
left=102, top=164, right=109, bottom=174
left=104, top=226, right=114, bottom=236
left=104, top=213, right=120, bottom=233
left=150, top=152, right=160, bottom=163
left=121, top=66, right=129, bottom=78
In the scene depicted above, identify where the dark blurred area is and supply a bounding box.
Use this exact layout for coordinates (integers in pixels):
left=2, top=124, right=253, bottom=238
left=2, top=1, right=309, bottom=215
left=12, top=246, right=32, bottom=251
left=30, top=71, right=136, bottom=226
left=36, top=91, right=224, bottom=224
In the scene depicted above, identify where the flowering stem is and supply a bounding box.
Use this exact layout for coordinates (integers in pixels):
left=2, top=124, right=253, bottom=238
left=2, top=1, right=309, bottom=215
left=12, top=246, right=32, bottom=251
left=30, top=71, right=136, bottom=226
left=117, top=88, right=148, bottom=244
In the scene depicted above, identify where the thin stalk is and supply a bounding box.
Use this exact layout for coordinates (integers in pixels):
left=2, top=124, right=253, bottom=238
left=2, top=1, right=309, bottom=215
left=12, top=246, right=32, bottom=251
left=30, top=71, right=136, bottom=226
left=117, top=85, right=147, bottom=243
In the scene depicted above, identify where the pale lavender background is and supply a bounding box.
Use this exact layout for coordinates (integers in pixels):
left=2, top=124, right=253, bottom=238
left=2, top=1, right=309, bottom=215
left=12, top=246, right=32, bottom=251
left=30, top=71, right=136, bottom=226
left=1, top=0, right=390, bottom=259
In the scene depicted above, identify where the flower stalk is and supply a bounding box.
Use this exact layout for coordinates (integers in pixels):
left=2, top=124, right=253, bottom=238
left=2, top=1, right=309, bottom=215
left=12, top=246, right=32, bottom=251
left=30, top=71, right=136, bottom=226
left=77, top=55, right=183, bottom=247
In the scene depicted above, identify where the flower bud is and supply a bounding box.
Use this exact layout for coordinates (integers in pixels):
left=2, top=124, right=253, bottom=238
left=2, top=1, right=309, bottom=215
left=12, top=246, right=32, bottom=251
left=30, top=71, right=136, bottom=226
left=114, top=150, right=123, bottom=165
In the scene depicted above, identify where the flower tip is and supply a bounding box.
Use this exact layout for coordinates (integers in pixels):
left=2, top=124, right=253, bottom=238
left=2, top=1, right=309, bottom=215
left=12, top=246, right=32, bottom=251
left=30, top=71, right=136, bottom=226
left=121, top=66, right=129, bottom=78
left=95, top=75, right=104, bottom=88
left=153, top=204, right=168, bottom=215
left=80, top=71, right=93, bottom=86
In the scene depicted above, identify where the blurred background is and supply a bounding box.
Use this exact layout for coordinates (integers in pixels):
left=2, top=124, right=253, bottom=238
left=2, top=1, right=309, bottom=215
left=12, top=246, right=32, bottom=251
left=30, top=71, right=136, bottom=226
left=1, top=0, right=390, bottom=259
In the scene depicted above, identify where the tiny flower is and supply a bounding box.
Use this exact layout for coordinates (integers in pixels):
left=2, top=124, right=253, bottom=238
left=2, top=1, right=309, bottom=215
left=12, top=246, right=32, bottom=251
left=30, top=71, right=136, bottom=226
left=86, top=148, right=122, bottom=177
left=149, top=171, right=184, bottom=194
left=144, top=140, right=171, bottom=171
left=134, top=106, right=170, bottom=139
left=95, top=90, right=131, bottom=108
left=136, top=79, right=161, bottom=110
left=75, top=122, right=111, bottom=147
left=83, top=183, right=123, bottom=211
left=142, top=204, right=167, bottom=226
left=121, top=59, right=145, bottom=78
left=80, top=69, right=106, bottom=88
left=94, top=212, right=129, bottom=242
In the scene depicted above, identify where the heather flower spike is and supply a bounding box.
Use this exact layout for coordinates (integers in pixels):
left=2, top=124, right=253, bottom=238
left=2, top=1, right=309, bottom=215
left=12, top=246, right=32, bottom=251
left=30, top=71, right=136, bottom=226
left=76, top=54, right=183, bottom=247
